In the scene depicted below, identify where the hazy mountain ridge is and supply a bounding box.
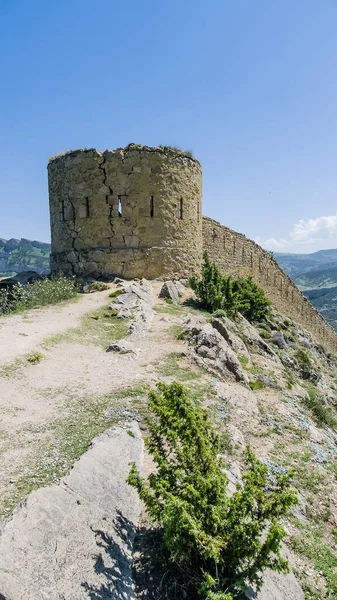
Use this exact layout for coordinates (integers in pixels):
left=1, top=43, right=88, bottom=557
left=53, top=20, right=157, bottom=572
left=274, top=249, right=337, bottom=289
left=0, top=238, right=51, bottom=276
left=275, top=249, right=337, bottom=332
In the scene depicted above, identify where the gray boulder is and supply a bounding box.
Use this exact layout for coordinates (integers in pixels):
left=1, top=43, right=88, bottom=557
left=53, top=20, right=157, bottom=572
left=174, top=280, right=186, bottom=297
left=245, top=550, right=304, bottom=600
left=0, top=424, right=143, bottom=600
left=270, top=331, right=287, bottom=349
left=183, top=317, right=248, bottom=384
left=159, top=281, right=180, bottom=304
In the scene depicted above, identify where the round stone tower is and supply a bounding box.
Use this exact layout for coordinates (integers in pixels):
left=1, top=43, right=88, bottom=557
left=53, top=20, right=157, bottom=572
left=48, top=144, right=202, bottom=279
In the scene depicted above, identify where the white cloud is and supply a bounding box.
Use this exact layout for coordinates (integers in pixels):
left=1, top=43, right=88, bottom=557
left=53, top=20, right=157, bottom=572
left=290, top=214, right=337, bottom=243
left=257, top=213, right=337, bottom=253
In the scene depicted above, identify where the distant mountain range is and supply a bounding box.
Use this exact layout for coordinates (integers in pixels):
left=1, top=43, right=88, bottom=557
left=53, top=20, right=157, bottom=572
left=0, top=238, right=50, bottom=277
left=274, top=249, right=337, bottom=332
left=274, top=249, right=337, bottom=290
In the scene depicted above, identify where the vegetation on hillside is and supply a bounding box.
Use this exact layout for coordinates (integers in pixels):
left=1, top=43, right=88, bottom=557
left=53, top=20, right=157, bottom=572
left=190, top=252, right=270, bottom=321
left=0, top=275, right=78, bottom=315
left=128, top=382, right=297, bottom=600
left=0, top=238, right=50, bottom=276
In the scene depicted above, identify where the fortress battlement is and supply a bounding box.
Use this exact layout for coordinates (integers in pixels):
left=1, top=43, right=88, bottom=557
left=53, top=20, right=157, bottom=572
left=48, top=144, right=337, bottom=352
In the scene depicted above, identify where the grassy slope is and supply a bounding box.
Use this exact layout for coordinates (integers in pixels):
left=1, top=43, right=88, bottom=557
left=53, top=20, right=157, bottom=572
left=0, top=239, right=51, bottom=276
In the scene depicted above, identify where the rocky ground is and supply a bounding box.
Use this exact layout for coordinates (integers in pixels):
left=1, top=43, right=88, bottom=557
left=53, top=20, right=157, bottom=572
left=0, top=279, right=337, bottom=599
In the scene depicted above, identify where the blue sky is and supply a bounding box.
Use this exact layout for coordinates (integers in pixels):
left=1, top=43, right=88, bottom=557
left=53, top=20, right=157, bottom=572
left=1, top=0, right=337, bottom=253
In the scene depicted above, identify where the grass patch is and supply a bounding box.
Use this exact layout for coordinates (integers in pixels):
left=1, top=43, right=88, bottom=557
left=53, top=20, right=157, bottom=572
left=295, top=348, right=312, bottom=369
left=43, top=306, right=128, bottom=349
left=109, top=289, right=122, bottom=298
left=154, top=298, right=211, bottom=319
left=238, top=354, right=249, bottom=369
left=0, top=351, right=45, bottom=377
left=156, top=352, right=203, bottom=382
left=249, top=380, right=266, bottom=391
left=270, top=446, right=326, bottom=494
left=26, top=351, right=43, bottom=364
left=290, top=527, right=337, bottom=597
left=302, top=386, right=337, bottom=429
left=154, top=303, right=185, bottom=316
left=285, top=368, right=296, bottom=389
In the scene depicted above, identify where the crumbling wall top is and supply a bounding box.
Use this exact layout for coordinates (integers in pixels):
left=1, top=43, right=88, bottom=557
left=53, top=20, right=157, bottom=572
left=48, top=143, right=201, bottom=167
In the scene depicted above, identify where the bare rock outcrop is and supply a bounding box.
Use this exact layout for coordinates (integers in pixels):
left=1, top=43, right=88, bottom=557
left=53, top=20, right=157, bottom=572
left=0, top=423, right=143, bottom=600
left=107, top=279, right=153, bottom=353
left=182, top=316, right=248, bottom=384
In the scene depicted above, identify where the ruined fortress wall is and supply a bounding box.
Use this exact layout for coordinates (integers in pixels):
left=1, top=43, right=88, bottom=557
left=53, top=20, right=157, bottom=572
left=203, top=217, right=337, bottom=353
left=48, top=145, right=202, bottom=279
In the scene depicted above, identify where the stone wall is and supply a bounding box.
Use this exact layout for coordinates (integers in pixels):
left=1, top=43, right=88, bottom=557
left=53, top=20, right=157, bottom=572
left=48, top=144, right=202, bottom=279
left=48, top=143, right=337, bottom=352
left=203, top=217, right=337, bottom=353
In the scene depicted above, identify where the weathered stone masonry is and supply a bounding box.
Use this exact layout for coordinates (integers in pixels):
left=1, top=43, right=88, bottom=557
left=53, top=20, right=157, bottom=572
left=48, top=145, right=202, bottom=280
left=203, top=217, right=337, bottom=353
left=48, top=144, right=337, bottom=352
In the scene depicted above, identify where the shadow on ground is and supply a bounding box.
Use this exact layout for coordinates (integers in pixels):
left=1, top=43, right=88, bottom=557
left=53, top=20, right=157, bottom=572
left=82, top=511, right=137, bottom=600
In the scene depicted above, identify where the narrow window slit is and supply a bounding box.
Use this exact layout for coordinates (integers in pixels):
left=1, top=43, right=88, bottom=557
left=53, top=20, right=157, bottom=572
left=118, top=196, right=122, bottom=217
left=61, top=200, right=65, bottom=221
left=150, top=196, right=154, bottom=218
left=197, top=203, right=200, bottom=222
left=85, top=197, right=90, bottom=217
left=179, top=198, right=183, bottom=220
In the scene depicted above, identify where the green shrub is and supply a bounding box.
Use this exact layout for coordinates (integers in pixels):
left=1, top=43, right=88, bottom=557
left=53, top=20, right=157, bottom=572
left=302, top=386, right=337, bottom=429
left=0, top=276, right=78, bottom=316
left=294, top=349, right=311, bottom=369
left=128, top=382, right=297, bottom=599
left=258, top=327, right=271, bottom=340
left=190, top=253, right=270, bottom=322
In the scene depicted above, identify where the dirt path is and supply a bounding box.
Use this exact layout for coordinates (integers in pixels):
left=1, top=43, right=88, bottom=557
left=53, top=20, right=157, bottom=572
left=0, top=281, right=189, bottom=518
left=0, top=290, right=113, bottom=365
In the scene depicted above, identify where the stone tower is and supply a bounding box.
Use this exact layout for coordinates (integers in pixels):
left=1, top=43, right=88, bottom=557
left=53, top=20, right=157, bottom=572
left=48, top=144, right=202, bottom=279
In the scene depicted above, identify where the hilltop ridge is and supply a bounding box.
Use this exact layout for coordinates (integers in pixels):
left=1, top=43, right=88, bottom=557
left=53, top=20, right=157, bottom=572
left=0, top=238, right=50, bottom=276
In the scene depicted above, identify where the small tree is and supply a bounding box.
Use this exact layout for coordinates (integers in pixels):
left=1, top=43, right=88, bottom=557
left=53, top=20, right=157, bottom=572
left=190, top=253, right=270, bottom=322
left=128, top=382, right=297, bottom=599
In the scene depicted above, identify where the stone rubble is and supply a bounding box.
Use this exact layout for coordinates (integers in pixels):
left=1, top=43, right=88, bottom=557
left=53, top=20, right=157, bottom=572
left=107, top=279, right=153, bottom=354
